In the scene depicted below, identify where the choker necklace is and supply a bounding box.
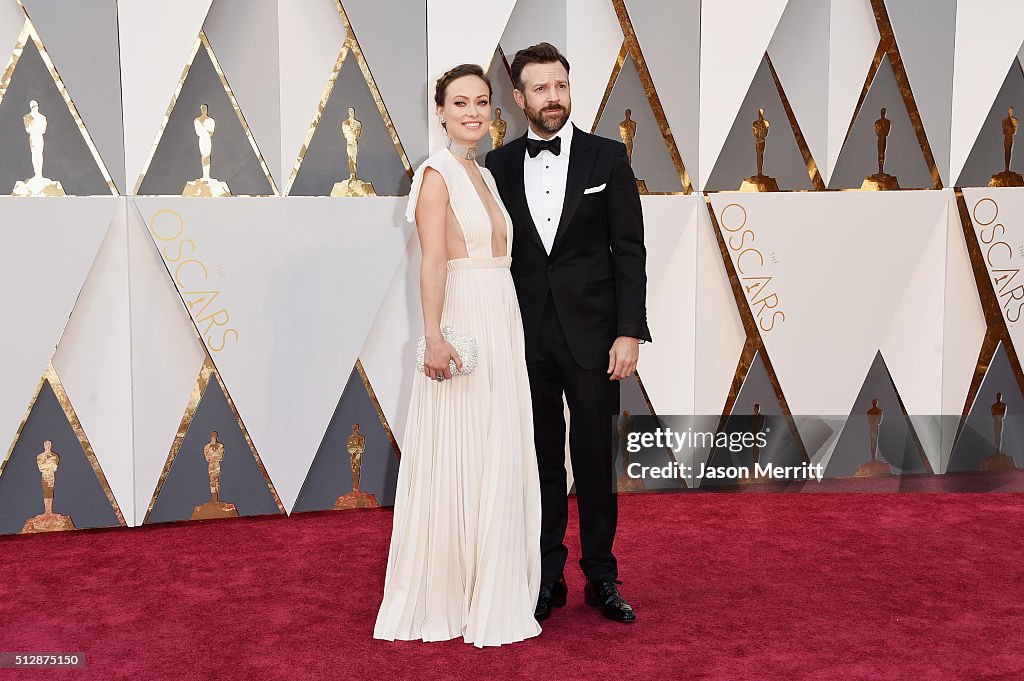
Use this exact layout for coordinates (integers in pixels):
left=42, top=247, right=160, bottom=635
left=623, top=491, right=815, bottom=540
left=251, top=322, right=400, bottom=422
left=447, top=139, right=478, bottom=161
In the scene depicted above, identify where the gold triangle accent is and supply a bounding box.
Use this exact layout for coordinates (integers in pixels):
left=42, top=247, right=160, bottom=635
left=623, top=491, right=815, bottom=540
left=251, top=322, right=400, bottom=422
left=596, top=0, right=692, bottom=195
left=143, top=356, right=286, bottom=523
left=702, top=196, right=810, bottom=465
left=0, top=15, right=117, bottom=195
left=283, top=0, right=414, bottom=196
left=0, top=361, right=126, bottom=527
left=764, top=53, right=826, bottom=191
left=952, top=190, right=1024, bottom=442
left=133, top=30, right=279, bottom=196
left=834, top=0, right=942, bottom=190
left=355, top=358, right=401, bottom=459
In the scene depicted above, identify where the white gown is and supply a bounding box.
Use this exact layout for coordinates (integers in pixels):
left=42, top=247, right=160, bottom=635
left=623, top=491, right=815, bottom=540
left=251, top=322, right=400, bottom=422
left=373, top=148, right=542, bottom=647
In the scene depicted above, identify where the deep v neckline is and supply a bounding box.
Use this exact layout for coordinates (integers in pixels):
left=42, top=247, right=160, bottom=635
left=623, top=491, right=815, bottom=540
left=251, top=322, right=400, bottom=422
left=446, top=149, right=510, bottom=257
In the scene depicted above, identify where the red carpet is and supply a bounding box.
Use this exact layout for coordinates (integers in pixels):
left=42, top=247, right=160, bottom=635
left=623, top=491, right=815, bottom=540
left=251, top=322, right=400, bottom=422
left=1, top=487, right=1022, bottom=680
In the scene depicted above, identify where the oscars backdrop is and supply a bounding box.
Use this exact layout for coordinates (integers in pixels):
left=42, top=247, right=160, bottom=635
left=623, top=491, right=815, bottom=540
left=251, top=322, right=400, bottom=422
left=1, top=0, right=1023, bottom=537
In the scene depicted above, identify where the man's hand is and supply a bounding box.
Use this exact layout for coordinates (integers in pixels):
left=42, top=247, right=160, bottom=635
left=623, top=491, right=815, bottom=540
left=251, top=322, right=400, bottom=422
left=607, top=336, right=640, bottom=381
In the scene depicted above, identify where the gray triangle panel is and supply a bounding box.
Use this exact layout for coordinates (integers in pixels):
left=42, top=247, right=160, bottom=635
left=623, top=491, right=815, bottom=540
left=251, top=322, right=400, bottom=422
left=342, top=0, right=428, bottom=166
left=705, top=55, right=813, bottom=192
left=292, top=366, right=399, bottom=512
left=593, top=53, right=683, bottom=193
left=825, top=351, right=927, bottom=477
left=0, top=379, right=119, bottom=535
left=22, top=0, right=126, bottom=191
left=956, top=60, right=1024, bottom=187
left=288, top=51, right=411, bottom=196
left=479, top=49, right=527, bottom=166
left=703, top=350, right=802, bottom=487
left=948, top=342, right=1024, bottom=471
left=0, top=39, right=110, bottom=195
left=828, top=54, right=933, bottom=189
left=146, top=373, right=281, bottom=524
left=137, top=43, right=274, bottom=196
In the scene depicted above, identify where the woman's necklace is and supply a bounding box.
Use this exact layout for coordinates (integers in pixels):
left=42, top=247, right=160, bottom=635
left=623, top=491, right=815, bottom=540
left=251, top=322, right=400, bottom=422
left=447, top=138, right=478, bottom=161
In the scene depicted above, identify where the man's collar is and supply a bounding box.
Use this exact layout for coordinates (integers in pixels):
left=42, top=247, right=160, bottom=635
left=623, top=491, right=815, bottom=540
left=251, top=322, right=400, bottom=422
left=527, top=121, right=574, bottom=148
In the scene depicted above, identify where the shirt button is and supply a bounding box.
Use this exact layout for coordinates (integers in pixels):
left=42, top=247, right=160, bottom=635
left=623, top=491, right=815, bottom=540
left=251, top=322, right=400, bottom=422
left=546, top=190, right=550, bottom=194
left=547, top=218, right=551, bottom=221
left=547, top=265, right=554, bottom=272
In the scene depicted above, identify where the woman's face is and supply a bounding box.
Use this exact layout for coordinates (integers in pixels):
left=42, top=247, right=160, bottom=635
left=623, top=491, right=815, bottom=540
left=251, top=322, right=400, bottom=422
left=438, top=75, right=491, bottom=146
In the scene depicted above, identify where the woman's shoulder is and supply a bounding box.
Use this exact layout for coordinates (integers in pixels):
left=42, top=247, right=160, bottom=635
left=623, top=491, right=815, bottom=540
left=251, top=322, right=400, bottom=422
left=413, top=148, right=456, bottom=178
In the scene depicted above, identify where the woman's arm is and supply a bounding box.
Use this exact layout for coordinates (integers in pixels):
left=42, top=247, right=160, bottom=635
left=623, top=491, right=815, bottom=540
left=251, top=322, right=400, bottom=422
left=416, top=167, right=463, bottom=380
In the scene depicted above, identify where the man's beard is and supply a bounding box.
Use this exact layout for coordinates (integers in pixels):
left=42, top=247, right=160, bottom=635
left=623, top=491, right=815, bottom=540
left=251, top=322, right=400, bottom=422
left=526, top=102, right=570, bottom=134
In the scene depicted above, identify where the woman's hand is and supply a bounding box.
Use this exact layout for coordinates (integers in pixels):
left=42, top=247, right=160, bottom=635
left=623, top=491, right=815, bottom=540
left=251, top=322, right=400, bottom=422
left=423, top=336, right=463, bottom=381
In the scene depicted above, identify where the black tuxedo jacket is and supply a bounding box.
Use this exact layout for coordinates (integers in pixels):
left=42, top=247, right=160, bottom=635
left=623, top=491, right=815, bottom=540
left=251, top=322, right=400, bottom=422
left=486, top=125, right=652, bottom=370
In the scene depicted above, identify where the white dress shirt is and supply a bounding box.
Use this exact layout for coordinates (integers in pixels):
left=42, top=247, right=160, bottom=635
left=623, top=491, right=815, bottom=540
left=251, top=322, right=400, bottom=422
left=524, top=122, right=573, bottom=254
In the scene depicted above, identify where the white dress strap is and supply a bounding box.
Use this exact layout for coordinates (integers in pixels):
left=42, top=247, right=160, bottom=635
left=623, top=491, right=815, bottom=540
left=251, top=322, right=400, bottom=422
left=405, top=153, right=454, bottom=223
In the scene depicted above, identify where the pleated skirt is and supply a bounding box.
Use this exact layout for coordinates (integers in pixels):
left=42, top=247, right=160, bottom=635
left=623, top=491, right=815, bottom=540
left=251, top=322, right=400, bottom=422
left=373, top=256, right=542, bottom=647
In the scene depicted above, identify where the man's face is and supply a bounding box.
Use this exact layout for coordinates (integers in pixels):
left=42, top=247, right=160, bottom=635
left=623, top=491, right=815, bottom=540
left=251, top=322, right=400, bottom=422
left=514, top=61, right=571, bottom=136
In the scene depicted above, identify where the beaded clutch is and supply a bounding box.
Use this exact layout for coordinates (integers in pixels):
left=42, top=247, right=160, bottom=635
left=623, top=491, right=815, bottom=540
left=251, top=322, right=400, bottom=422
left=416, top=326, right=478, bottom=376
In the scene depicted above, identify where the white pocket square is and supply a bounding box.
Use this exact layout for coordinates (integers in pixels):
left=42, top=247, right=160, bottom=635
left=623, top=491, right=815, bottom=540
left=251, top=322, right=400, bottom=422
left=583, top=183, right=606, bottom=194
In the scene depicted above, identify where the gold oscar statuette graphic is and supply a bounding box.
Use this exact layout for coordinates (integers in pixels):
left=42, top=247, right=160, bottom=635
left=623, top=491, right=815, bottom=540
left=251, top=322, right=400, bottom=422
left=191, top=431, right=240, bottom=519
left=618, top=109, right=648, bottom=193
left=331, top=107, right=377, bottom=197
left=182, top=104, right=233, bottom=197
left=334, top=424, right=379, bottom=509
left=740, top=108, right=779, bottom=192
left=12, top=101, right=66, bottom=197
left=989, top=107, right=1024, bottom=187
left=21, top=441, right=76, bottom=533
left=490, top=107, right=507, bottom=149
left=738, top=403, right=768, bottom=485
left=616, top=409, right=646, bottom=492
left=855, top=399, right=891, bottom=477
left=860, top=108, right=900, bottom=191
left=981, top=393, right=1017, bottom=470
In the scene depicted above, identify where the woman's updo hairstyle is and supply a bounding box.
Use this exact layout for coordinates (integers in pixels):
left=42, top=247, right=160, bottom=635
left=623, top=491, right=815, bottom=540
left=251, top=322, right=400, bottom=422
left=434, top=64, right=492, bottom=128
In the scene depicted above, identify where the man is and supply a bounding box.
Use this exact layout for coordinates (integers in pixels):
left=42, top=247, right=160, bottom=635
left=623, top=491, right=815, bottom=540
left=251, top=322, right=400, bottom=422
left=486, top=42, right=651, bottom=624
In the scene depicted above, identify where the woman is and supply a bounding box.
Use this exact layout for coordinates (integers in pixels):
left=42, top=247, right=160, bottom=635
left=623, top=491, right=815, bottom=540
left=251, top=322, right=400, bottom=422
left=373, top=64, right=542, bottom=647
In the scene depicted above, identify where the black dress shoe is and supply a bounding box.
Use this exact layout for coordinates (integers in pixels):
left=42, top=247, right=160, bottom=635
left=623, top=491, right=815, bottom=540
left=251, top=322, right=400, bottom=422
left=535, top=575, right=568, bottom=621
left=584, top=579, right=637, bottom=623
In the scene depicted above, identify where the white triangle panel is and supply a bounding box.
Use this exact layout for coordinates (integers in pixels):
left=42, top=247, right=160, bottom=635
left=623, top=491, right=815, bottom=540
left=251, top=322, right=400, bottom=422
left=637, top=196, right=698, bottom=416
left=427, top=0, right=517, bottom=151
left=950, top=6, right=1024, bottom=184
left=118, top=0, right=213, bottom=191
left=694, top=200, right=746, bottom=416
left=204, top=0, right=282, bottom=190
left=277, top=0, right=347, bottom=189
left=358, top=232, right=420, bottom=447
left=708, top=190, right=949, bottom=418
left=826, top=0, right=879, bottom=184
left=565, top=0, right=622, bottom=133
left=133, top=197, right=412, bottom=511
left=126, top=199, right=207, bottom=525
left=622, top=0, right=699, bottom=189
left=0, top=197, right=117, bottom=465
left=500, top=0, right=565, bottom=60
left=699, top=0, right=788, bottom=186
left=767, top=0, right=829, bottom=182
left=52, top=201, right=133, bottom=524
left=962, top=187, right=1024, bottom=372
left=879, top=193, right=949, bottom=417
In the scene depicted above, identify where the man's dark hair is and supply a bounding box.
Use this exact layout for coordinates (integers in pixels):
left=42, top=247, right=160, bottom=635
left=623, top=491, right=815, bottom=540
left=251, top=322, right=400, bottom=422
left=510, top=42, right=570, bottom=91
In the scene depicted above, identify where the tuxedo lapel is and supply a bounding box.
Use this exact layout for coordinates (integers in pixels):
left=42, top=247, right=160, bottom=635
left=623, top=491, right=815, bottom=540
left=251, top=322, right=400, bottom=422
left=551, top=125, right=595, bottom=255
left=504, top=135, right=545, bottom=252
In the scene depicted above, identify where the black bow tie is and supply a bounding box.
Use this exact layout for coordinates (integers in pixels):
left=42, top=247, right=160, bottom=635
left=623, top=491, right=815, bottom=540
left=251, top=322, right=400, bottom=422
left=526, top=136, right=561, bottom=158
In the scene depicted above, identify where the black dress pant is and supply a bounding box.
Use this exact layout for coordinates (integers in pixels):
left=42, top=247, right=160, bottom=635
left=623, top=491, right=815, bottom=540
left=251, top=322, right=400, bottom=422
left=527, top=293, right=620, bottom=583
